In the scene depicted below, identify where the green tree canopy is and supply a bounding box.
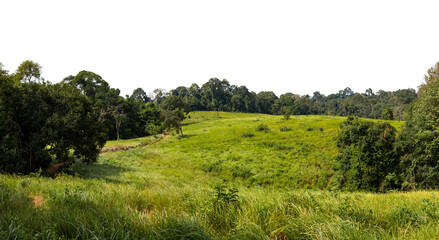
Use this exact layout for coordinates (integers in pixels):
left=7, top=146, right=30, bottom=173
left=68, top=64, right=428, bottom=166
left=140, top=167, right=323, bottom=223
left=0, top=64, right=106, bottom=173
left=15, top=60, right=42, bottom=83
left=336, top=117, right=398, bottom=191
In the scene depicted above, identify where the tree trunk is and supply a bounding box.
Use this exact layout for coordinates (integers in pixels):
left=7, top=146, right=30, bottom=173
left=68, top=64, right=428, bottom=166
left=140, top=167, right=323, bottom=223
left=179, top=126, right=183, bottom=136
left=29, top=151, right=36, bottom=172
left=117, top=126, right=120, bottom=141
left=116, top=121, right=120, bottom=141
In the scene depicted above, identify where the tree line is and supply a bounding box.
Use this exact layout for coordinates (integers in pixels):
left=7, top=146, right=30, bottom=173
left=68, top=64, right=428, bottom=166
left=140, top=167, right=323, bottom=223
left=164, top=78, right=416, bottom=120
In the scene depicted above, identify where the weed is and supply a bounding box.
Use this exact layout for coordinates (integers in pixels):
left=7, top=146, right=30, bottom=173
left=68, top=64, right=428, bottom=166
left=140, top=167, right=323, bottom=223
left=280, top=126, right=292, bottom=132
left=241, top=133, right=255, bottom=138
left=256, top=124, right=270, bottom=132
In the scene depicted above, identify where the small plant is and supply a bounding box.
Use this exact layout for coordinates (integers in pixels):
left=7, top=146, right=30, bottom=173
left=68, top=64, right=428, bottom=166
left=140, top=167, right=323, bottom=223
left=280, top=126, right=292, bottom=132
left=256, top=124, right=270, bottom=132
left=283, top=107, right=291, bottom=120
left=213, top=184, right=239, bottom=205
left=306, top=127, right=314, bottom=131
left=241, top=133, right=255, bottom=138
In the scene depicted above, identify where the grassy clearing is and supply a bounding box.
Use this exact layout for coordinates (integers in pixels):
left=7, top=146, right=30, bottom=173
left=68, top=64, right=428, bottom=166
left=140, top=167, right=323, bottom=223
left=2, top=111, right=435, bottom=239
left=160, top=111, right=403, bottom=189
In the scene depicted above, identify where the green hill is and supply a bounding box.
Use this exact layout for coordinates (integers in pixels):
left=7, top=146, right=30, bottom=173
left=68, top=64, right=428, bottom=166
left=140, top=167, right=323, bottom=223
left=4, top=112, right=439, bottom=239
left=131, top=111, right=403, bottom=189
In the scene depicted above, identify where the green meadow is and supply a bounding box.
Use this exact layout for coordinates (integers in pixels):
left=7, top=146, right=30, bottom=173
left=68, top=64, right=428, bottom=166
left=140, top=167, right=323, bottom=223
left=4, top=111, right=439, bottom=239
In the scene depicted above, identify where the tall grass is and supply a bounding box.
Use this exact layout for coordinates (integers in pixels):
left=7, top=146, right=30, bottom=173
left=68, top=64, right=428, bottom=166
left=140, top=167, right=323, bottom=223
left=1, top=111, right=431, bottom=239
left=2, top=172, right=439, bottom=239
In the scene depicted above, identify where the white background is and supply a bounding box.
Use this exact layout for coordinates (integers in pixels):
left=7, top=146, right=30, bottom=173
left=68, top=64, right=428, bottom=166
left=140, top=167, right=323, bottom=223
left=2, top=0, right=439, bottom=96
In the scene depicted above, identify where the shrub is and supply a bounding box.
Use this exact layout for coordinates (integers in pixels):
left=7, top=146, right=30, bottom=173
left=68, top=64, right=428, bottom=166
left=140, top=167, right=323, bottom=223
left=283, top=108, right=291, bottom=120
left=241, top=133, right=255, bottom=138
left=335, top=116, right=398, bottom=191
left=256, top=124, right=270, bottom=132
left=232, top=166, right=254, bottom=179
left=280, top=126, right=292, bottom=132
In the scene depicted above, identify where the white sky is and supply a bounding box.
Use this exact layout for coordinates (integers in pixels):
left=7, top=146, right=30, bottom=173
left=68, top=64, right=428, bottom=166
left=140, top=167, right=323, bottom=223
left=2, top=0, right=439, bottom=97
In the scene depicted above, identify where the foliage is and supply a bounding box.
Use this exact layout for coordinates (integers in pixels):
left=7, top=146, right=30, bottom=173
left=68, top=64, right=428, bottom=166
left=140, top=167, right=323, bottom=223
left=15, top=60, right=42, bottom=83
left=161, top=95, right=188, bottom=136
left=395, top=62, right=439, bottom=190
left=255, top=124, right=270, bottom=132
left=162, top=109, right=185, bottom=136
left=159, top=79, right=416, bottom=120
left=335, top=116, right=399, bottom=191
left=382, top=107, right=394, bottom=120
left=283, top=107, right=291, bottom=120
left=241, top=132, right=255, bottom=138
left=0, top=66, right=106, bottom=173
left=279, top=126, right=292, bottom=132
left=64, top=71, right=162, bottom=140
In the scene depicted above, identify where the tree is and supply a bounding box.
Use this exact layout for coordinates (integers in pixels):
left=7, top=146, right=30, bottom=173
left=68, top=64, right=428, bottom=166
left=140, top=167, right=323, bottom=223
left=271, top=93, right=297, bottom=114
left=162, top=109, right=185, bottom=136
left=152, top=88, right=168, bottom=105
left=141, top=102, right=163, bottom=135
left=312, top=91, right=324, bottom=103
left=395, top=62, right=439, bottom=190
left=200, top=78, right=232, bottom=111
left=131, top=88, right=150, bottom=103
left=162, top=95, right=190, bottom=113
left=64, top=71, right=123, bottom=140
left=381, top=108, right=394, bottom=120
left=413, top=62, right=439, bottom=127
left=15, top=60, right=42, bottom=83
left=0, top=63, right=7, bottom=76
left=256, top=91, right=278, bottom=114
left=0, top=64, right=106, bottom=173
left=161, top=95, right=188, bottom=136
left=110, top=105, right=126, bottom=141
left=335, top=117, right=398, bottom=191
left=365, top=88, right=374, bottom=96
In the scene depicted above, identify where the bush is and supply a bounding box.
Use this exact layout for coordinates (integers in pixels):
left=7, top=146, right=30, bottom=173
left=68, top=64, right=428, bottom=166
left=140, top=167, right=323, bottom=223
left=335, top=116, right=398, bottom=191
left=256, top=124, right=270, bottom=132
left=241, top=133, right=255, bottom=138
left=280, top=126, right=292, bottom=132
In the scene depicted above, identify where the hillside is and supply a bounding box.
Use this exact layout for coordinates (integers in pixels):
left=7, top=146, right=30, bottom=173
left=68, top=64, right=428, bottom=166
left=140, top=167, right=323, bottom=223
left=4, top=112, right=439, bottom=239
left=143, top=111, right=403, bottom=189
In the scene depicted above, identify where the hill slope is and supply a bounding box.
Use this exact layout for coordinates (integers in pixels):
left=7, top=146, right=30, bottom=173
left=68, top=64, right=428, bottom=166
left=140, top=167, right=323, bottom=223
left=6, top=112, right=439, bottom=240
left=148, top=111, right=403, bottom=189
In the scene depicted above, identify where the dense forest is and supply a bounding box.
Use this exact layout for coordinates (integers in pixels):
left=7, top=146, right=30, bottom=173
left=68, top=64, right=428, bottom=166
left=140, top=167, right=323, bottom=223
left=166, top=79, right=416, bottom=120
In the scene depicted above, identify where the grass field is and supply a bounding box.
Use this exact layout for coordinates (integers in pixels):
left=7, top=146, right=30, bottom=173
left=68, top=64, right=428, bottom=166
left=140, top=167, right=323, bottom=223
left=3, top=111, right=438, bottom=239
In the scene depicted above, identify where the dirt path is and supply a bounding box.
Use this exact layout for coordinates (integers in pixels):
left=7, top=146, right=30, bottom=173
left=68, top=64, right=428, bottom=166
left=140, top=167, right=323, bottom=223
left=47, top=161, right=70, bottom=173
left=47, top=131, right=171, bottom=173
left=100, top=131, right=170, bottom=153
left=152, top=130, right=170, bottom=145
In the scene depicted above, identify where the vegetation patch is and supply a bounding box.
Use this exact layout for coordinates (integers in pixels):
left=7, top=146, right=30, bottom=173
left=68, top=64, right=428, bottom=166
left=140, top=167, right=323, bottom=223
left=241, top=132, right=255, bottom=138
left=280, top=126, right=292, bottom=132
left=255, top=124, right=270, bottom=132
